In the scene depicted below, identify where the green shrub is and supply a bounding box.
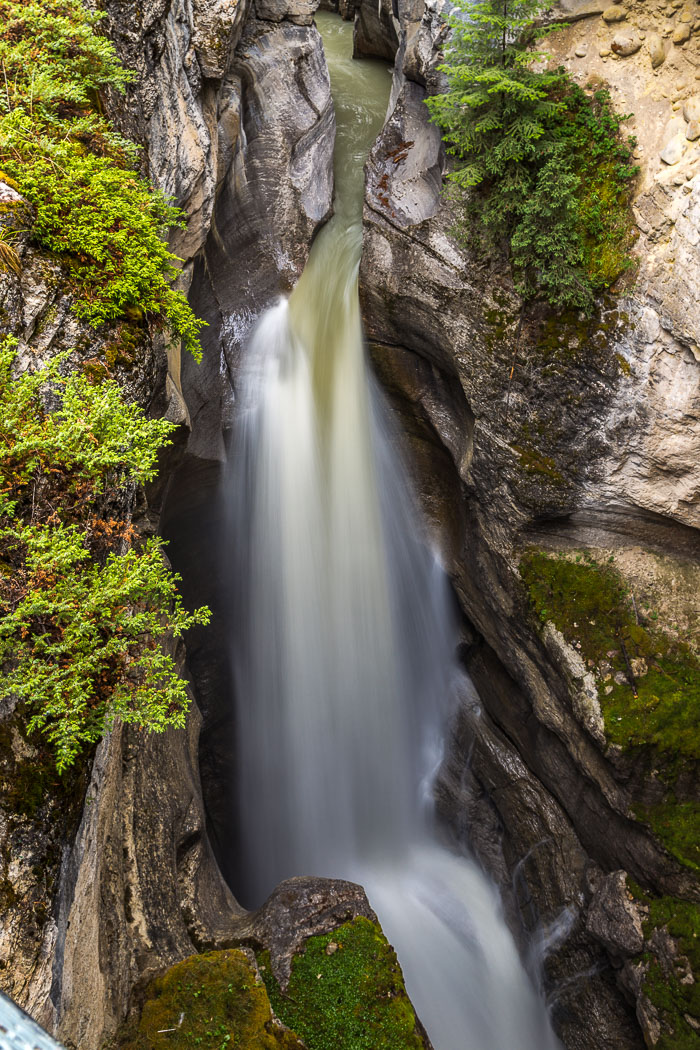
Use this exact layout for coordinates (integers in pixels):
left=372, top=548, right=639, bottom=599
left=0, top=0, right=203, bottom=356
left=0, top=337, right=210, bottom=771
left=425, top=0, right=638, bottom=312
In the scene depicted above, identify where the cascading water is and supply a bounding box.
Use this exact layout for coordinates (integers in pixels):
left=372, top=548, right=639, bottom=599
left=228, top=13, right=562, bottom=1049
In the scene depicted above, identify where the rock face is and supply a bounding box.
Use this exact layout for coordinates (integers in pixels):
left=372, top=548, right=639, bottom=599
left=182, top=11, right=334, bottom=461
left=1, top=2, right=335, bottom=1047
left=104, top=0, right=334, bottom=462
left=359, top=2, right=700, bottom=1048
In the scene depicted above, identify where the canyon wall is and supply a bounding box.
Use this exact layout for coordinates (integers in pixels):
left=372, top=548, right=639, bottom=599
left=358, top=2, right=699, bottom=1047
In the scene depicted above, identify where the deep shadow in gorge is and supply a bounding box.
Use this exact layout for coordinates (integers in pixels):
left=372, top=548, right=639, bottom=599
left=159, top=453, right=240, bottom=889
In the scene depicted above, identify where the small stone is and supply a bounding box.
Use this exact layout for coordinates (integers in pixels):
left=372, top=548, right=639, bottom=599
left=325, top=942, right=338, bottom=955
left=673, top=23, right=692, bottom=44
left=686, top=120, right=700, bottom=139
left=679, top=2, right=693, bottom=21
left=660, top=135, right=687, bottom=164
left=605, top=685, right=614, bottom=695
left=612, top=31, right=642, bottom=55
left=600, top=47, right=611, bottom=56
left=575, top=43, right=589, bottom=57
left=602, top=4, right=627, bottom=21
left=683, top=95, right=700, bottom=122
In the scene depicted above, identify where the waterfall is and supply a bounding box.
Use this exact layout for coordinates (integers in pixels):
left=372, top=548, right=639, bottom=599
left=227, top=13, right=562, bottom=1049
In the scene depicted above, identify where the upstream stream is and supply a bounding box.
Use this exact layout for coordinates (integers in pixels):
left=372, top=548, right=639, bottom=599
left=227, top=13, right=562, bottom=1049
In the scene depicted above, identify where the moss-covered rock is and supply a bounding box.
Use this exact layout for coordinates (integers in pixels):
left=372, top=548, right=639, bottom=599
left=626, top=881, right=700, bottom=1049
left=519, top=549, right=700, bottom=873
left=258, top=917, right=427, bottom=1050
left=115, top=949, right=305, bottom=1050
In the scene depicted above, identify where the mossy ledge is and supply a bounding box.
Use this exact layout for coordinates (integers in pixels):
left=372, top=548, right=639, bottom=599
left=258, top=917, right=427, bottom=1050
left=628, top=880, right=700, bottom=1049
left=113, top=918, right=428, bottom=1050
left=519, top=549, right=700, bottom=874
left=114, top=949, right=305, bottom=1050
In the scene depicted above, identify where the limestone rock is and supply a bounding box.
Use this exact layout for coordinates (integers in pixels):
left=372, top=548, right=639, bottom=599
left=648, top=32, right=666, bottom=67
left=602, top=5, right=627, bottom=22
left=683, top=95, right=700, bottom=122
left=352, top=0, right=398, bottom=61
left=686, top=120, right=700, bottom=140
left=660, top=134, right=686, bottom=163
left=586, top=871, right=645, bottom=956
left=232, top=876, right=378, bottom=990
left=255, top=0, right=319, bottom=24
left=556, top=0, right=608, bottom=19
left=192, top=0, right=247, bottom=78
left=611, top=30, right=642, bottom=56
left=673, top=22, right=692, bottom=44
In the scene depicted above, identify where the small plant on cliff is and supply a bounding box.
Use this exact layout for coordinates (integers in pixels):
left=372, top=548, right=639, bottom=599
left=0, top=337, right=210, bottom=772
left=425, top=0, right=638, bottom=312
left=0, top=0, right=203, bottom=356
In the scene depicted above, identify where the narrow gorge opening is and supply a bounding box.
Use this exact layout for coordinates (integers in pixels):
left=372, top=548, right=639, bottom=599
left=164, top=12, right=561, bottom=1049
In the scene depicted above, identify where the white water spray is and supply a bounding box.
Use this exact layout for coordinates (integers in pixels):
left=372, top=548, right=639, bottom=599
left=228, top=13, right=562, bottom=1049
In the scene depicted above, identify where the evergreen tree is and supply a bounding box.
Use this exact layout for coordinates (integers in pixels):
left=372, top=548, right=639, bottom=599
left=426, top=0, right=637, bottom=312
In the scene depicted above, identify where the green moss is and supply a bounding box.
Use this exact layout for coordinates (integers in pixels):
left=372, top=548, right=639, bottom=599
left=627, top=883, right=700, bottom=1048
left=519, top=551, right=700, bottom=759
left=634, top=800, right=700, bottom=875
left=258, top=917, right=425, bottom=1050
left=512, top=445, right=564, bottom=482
left=614, top=351, right=632, bottom=376
left=519, top=550, right=700, bottom=870
left=116, top=950, right=304, bottom=1050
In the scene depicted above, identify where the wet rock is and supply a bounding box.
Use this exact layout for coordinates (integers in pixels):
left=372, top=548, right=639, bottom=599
left=602, top=5, right=627, bottom=22
left=660, top=134, right=687, bottom=163
left=648, top=32, right=666, bottom=67
left=586, top=871, right=645, bottom=956
left=611, top=31, right=642, bottom=56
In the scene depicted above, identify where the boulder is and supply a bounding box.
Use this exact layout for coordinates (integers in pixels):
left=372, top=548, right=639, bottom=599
left=683, top=95, right=700, bottom=122
left=611, top=31, right=642, bottom=56
left=602, top=5, right=627, bottom=22
left=673, top=22, right=692, bottom=44
left=648, top=32, right=666, bottom=68
left=660, top=135, right=686, bottom=164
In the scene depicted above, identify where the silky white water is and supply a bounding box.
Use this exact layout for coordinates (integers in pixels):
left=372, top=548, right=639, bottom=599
left=228, top=13, right=562, bottom=1049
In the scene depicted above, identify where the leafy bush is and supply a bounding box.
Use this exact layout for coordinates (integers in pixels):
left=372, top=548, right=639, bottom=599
left=0, top=337, right=210, bottom=771
left=0, top=0, right=203, bottom=356
left=425, top=0, right=638, bottom=312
